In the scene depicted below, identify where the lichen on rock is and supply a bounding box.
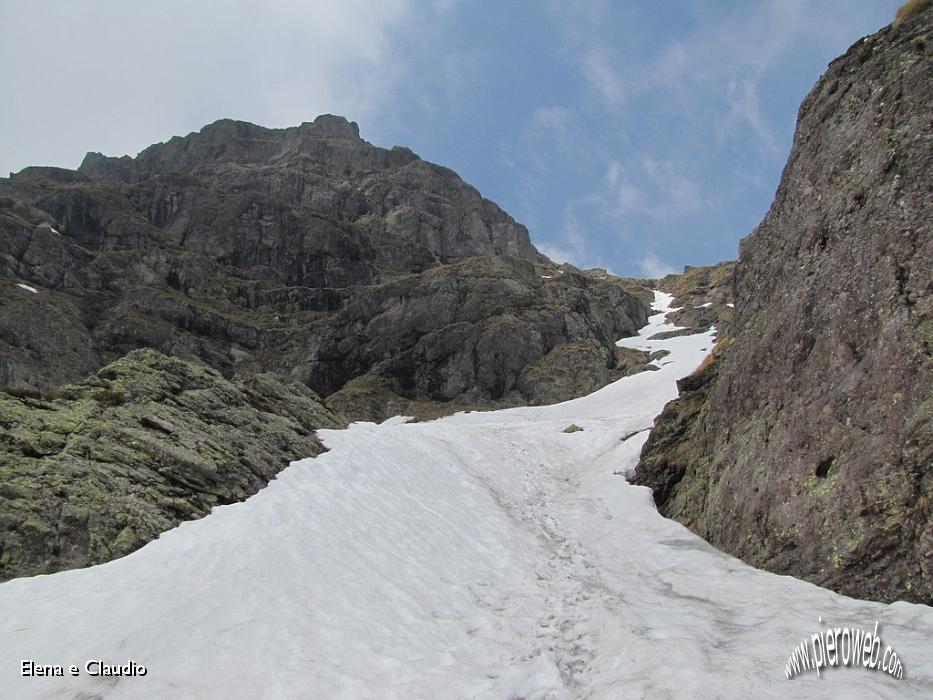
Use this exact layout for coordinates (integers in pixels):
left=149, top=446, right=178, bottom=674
left=0, top=349, right=345, bottom=580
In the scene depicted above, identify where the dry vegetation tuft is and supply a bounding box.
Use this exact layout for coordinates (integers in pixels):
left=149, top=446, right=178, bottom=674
left=690, top=335, right=732, bottom=377
left=895, top=0, right=932, bottom=25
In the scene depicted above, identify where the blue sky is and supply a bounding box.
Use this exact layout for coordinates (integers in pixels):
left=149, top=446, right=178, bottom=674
left=0, top=1, right=902, bottom=277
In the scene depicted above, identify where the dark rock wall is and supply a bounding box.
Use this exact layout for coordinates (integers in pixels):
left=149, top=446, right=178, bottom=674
left=1, top=115, right=650, bottom=417
left=635, top=8, right=932, bottom=604
left=0, top=115, right=652, bottom=578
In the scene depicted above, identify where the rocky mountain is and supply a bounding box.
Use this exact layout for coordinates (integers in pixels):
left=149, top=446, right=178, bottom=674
left=635, top=4, right=932, bottom=604
left=1, top=115, right=653, bottom=578
left=1, top=116, right=650, bottom=420
left=655, top=263, right=735, bottom=335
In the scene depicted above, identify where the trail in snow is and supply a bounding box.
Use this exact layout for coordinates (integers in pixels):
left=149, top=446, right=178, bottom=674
left=1, top=293, right=930, bottom=699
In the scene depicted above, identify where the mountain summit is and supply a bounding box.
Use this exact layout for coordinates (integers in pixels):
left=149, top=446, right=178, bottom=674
left=1, top=115, right=650, bottom=409
left=0, top=114, right=652, bottom=578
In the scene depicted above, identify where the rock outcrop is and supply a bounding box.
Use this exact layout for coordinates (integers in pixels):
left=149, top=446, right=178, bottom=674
left=0, top=349, right=344, bottom=579
left=655, top=263, right=735, bottom=336
left=1, top=116, right=652, bottom=578
left=1, top=116, right=650, bottom=419
left=635, top=6, right=932, bottom=604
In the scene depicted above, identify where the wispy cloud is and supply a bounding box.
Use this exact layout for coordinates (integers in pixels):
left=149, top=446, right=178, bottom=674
left=538, top=205, right=611, bottom=272
left=638, top=252, right=678, bottom=280
left=1, top=0, right=899, bottom=279
left=583, top=48, right=625, bottom=106
left=498, top=104, right=594, bottom=233
left=537, top=243, right=575, bottom=265
left=0, top=0, right=421, bottom=174
left=511, top=0, right=898, bottom=275
left=601, top=157, right=707, bottom=220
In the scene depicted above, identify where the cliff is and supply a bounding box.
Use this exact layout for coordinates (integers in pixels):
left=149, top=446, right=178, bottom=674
left=1, top=115, right=651, bottom=419
left=1, top=116, right=653, bottom=578
left=634, top=5, right=932, bottom=604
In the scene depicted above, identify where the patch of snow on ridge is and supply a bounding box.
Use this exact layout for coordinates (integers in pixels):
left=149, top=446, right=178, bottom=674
left=614, top=291, right=687, bottom=352
left=0, top=292, right=930, bottom=700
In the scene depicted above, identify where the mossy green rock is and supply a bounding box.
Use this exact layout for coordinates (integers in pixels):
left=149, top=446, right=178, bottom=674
left=0, top=348, right=345, bottom=580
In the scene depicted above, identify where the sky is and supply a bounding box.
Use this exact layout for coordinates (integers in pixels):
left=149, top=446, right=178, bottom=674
left=0, top=1, right=903, bottom=277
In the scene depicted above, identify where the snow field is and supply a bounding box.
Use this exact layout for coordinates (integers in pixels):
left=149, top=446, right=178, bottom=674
left=0, top=292, right=930, bottom=699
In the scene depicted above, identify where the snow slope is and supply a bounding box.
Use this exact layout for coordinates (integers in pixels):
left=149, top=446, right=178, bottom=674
left=1, top=292, right=930, bottom=699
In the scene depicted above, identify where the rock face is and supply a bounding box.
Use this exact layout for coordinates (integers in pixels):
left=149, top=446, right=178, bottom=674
left=655, top=263, right=735, bottom=336
left=635, top=7, right=932, bottom=604
left=0, top=349, right=344, bottom=579
left=1, top=116, right=651, bottom=578
left=0, top=116, right=649, bottom=419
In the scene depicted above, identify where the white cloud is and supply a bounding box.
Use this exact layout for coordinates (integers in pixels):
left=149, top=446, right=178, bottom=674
left=501, top=99, right=709, bottom=274
left=537, top=243, right=574, bottom=265
left=547, top=0, right=886, bottom=171
left=638, top=253, right=677, bottom=280
left=530, top=106, right=575, bottom=146
left=0, top=0, right=418, bottom=175
left=548, top=208, right=590, bottom=268
left=604, top=157, right=706, bottom=220
left=583, top=48, right=625, bottom=106
left=498, top=104, right=592, bottom=233
left=537, top=206, right=612, bottom=272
